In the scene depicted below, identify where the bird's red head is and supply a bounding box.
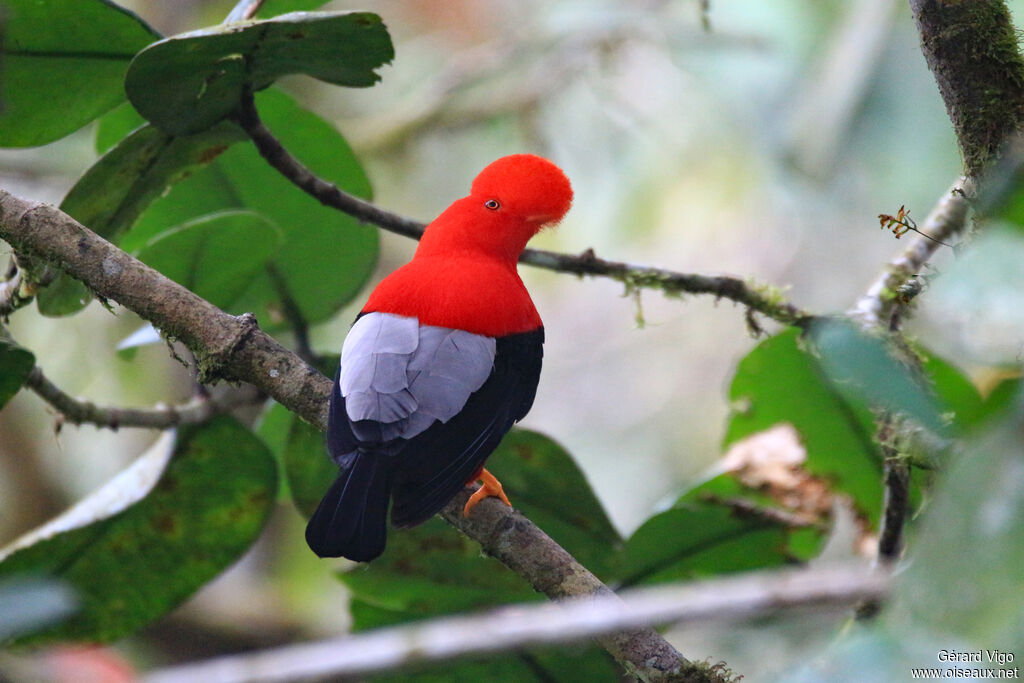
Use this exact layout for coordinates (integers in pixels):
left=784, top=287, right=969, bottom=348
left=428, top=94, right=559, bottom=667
left=416, top=154, right=573, bottom=262
left=470, top=154, right=574, bottom=226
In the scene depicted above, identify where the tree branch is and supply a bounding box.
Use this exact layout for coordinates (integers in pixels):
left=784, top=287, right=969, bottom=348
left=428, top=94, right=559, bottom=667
left=141, top=563, right=886, bottom=683
left=24, top=365, right=260, bottom=431
left=232, top=94, right=813, bottom=329
left=0, top=188, right=705, bottom=682
left=910, top=0, right=1024, bottom=177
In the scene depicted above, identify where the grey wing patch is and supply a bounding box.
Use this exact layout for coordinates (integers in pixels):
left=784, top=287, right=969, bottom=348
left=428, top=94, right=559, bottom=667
left=341, top=313, right=420, bottom=433
left=339, top=313, right=497, bottom=443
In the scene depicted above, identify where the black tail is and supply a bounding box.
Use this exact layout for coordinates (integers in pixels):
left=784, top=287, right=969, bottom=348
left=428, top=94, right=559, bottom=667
left=305, top=453, right=392, bottom=562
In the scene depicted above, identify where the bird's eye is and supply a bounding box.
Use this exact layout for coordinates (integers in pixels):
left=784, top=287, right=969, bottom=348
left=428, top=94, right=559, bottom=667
left=484, top=199, right=501, bottom=211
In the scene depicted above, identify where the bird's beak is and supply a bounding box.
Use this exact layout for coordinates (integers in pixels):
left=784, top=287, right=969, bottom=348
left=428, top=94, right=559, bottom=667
left=526, top=213, right=561, bottom=226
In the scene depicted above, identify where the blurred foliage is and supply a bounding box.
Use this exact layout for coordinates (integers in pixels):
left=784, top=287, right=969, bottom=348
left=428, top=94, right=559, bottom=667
left=0, top=0, right=1023, bottom=681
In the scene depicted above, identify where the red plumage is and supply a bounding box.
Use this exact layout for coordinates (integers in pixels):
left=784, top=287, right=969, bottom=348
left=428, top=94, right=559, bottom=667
left=363, top=154, right=573, bottom=337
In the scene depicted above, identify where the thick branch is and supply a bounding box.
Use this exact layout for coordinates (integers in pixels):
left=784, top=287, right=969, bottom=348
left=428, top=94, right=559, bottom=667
left=0, top=188, right=701, bottom=682
left=232, top=95, right=813, bottom=328
left=142, top=563, right=886, bottom=683
left=910, top=0, right=1024, bottom=176
left=24, top=365, right=258, bottom=431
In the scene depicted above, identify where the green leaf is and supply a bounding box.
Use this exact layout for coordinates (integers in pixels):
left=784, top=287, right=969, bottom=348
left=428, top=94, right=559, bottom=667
left=121, top=88, right=378, bottom=327
left=811, top=319, right=946, bottom=434
left=0, top=0, right=160, bottom=147
left=125, top=11, right=394, bottom=135
left=919, top=349, right=985, bottom=430
left=283, top=409, right=337, bottom=518
left=0, top=341, right=35, bottom=410
left=724, top=329, right=884, bottom=525
left=135, top=210, right=282, bottom=311
left=38, top=120, right=245, bottom=316
left=0, top=418, right=277, bottom=644
left=617, top=474, right=825, bottom=586
left=94, top=102, right=147, bottom=154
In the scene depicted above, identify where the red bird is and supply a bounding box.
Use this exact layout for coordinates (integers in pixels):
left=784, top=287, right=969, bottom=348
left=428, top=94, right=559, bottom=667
left=306, top=154, right=573, bottom=561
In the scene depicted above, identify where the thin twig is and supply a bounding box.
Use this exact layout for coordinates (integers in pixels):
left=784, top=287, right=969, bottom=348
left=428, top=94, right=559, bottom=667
left=24, top=365, right=262, bottom=431
left=232, top=93, right=813, bottom=329
left=850, top=177, right=973, bottom=329
left=224, top=0, right=266, bottom=23
left=142, top=563, right=886, bottom=683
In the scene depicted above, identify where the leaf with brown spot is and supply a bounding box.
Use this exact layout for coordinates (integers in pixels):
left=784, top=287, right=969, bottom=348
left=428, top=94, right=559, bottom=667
left=0, top=417, right=277, bottom=644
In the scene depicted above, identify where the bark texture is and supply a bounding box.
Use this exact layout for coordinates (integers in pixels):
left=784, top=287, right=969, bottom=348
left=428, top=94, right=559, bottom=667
left=910, top=0, right=1024, bottom=176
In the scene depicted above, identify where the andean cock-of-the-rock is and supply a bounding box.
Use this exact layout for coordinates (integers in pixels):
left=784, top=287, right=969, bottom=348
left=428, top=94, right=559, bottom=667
left=305, top=154, right=573, bottom=562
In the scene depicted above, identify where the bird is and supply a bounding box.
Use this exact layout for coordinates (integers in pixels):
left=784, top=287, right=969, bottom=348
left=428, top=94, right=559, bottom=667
left=305, top=154, right=573, bottom=562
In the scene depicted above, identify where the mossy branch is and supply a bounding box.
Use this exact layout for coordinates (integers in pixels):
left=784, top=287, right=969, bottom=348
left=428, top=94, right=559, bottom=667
left=910, top=0, right=1024, bottom=176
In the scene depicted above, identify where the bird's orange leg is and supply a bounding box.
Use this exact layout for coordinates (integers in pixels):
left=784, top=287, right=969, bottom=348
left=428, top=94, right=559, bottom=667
left=463, top=468, right=512, bottom=517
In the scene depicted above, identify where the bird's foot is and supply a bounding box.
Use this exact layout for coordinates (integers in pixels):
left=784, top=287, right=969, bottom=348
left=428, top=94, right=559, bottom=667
left=463, top=468, right=512, bottom=517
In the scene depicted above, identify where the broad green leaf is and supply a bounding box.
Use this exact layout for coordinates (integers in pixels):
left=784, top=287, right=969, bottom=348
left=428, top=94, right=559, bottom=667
left=126, top=11, right=393, bottom=135
left=617, top=473, right=825, bottom=587
left=38, top=120, right=245, bottom=316
left=0, top=0, right=160, bottom=147
left=280, top=353, right=340, bottom=513
left=724, top=329, right=884, bottom=525
left=0, top=418, right=277, bottom=644
left=135, top=211, right=281, bottom=311
left=811, top=319, right=946, bottom=434
left=0, top=341, right=35, bottom=410
left=122, top=88, right=378, bottom=327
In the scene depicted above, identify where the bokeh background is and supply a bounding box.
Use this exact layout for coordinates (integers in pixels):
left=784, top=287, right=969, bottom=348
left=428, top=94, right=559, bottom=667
left=1, top=0, right=1006, bottom=678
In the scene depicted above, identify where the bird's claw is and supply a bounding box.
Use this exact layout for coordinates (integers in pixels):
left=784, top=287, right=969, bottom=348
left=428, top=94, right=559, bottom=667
left=463, top=468, right=512, bottom=517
